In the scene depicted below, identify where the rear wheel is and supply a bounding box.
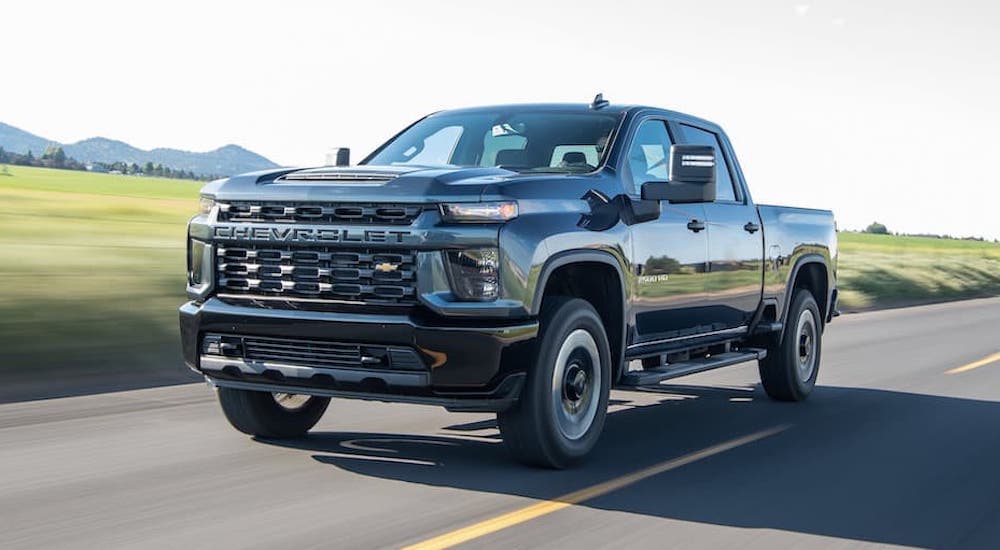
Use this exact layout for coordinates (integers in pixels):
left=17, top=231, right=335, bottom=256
left=497, top=297, right=611, bottom=468
left=217, top=387, right=330, bottom=438
left=759, top=289, right=822, bottom=401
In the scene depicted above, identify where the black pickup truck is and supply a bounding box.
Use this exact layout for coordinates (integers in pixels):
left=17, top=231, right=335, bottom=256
left=180, top=97, right=837, bottom=468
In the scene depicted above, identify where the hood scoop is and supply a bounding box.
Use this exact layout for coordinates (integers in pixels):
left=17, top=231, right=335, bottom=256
left=278, top=169, right=401, bottom=183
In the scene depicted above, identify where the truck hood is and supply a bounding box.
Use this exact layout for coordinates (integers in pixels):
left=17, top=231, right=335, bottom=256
left=205, top=165, right=523, bottom=203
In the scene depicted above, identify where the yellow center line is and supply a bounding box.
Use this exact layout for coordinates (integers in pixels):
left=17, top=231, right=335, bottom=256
left=403, top=425, right=788, bottom=550
left=945, top=352, right=1000, bottom=375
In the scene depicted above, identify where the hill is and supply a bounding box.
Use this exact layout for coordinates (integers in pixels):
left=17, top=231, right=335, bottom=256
left=0, top=122, right=54, bottom=156
left=0, top=121, right=279, bottom=176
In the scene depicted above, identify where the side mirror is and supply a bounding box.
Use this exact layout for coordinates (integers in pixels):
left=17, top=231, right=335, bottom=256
left=325, top=147, right=351, bottom=167
left=640, top=144, right=717, bottom=203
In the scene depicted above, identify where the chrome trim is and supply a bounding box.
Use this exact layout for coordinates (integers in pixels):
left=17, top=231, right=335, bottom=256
left=217, top=201, right=424, bottom=225
left=217, top=293, right=371, bottom=306
left=206, top=222, right=498, bottom=249
left=216, top=244, right=418, bottom=305
left=627, top=326, right=748, bottom=350
left=200, top=355, right=430, bottom=387
left=186, top=240, right=214, bottom=301
left=278, top=171, right=400, bottom=182
left=191, top=298, right=540, bottom=337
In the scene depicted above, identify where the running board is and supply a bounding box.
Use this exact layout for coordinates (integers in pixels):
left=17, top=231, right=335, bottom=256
left=619, top=349, right=767, bottom=387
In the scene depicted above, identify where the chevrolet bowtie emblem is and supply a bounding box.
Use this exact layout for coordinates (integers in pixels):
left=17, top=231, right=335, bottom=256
left=374, top=262, right=400, bottom=273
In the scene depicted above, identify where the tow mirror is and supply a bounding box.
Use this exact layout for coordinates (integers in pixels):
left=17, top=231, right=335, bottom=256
left=640, top=144, right=717, bottom=203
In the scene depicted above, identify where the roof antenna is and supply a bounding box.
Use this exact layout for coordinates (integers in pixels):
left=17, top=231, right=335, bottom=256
left=591, top=93, right=609, bottom=110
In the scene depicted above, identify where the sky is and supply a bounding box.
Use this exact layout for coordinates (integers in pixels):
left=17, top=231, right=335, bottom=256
left=2, top=0, right=998, bottom=239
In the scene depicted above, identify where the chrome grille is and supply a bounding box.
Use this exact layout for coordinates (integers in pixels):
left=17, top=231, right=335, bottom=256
left=218, top=201, right=424, bottom=225
left=206, top=334, right=426, bottom=371
left=244, top=337, right=363, bottom=369
left=217, top=245, right=417, bottom=304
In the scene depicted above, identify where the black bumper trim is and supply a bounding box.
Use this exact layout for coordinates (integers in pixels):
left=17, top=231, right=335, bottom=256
left=207, top=372, right=525, bottom=413
left=181, top=298, right=539, bottom=388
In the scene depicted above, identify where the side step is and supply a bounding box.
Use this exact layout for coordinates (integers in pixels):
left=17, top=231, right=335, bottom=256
left=620, top=349, right=767, bottom=387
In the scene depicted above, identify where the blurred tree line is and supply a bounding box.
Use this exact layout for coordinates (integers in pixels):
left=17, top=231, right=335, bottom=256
left=0, top=145, right=218, bottom=181
left=859, top=220, right=995, bottom=242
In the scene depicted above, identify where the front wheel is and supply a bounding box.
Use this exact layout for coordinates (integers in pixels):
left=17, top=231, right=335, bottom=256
left=759, top=289, right=822, bottom=401
left=497, top=297, right=611, bottom=468
left=217, top=388, right=330, bottom=438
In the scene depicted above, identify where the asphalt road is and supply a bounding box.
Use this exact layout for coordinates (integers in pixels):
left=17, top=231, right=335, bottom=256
left=2, top=298, right=999, bottom=549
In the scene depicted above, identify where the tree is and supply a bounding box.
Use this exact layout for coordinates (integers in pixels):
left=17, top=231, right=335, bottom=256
left=0, top=146, right=6, bottom=163
left=864, top=222, right=889, bottom=235
left=645, top=255, right=683, bottom=275
left=144, top=161, right=154, bottom=174
left=42, top=146, right=67, bottom=168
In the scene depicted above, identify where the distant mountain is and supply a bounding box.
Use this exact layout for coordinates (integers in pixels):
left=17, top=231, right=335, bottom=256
left=0, top=122, right=279, bottom=176
left=0, top=122, right=56, bottom=157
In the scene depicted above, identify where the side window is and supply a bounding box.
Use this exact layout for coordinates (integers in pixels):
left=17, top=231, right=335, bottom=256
left=626, top=120, right=673, bottom=194
left=399, top=125, right=463, bottom=166
left=677, top=124, right=738, bottom=202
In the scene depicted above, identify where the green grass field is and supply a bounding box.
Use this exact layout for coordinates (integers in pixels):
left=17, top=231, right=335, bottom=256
left=1, top=165, right=997, bottom=380
left=837, top=232, right=1000, bottom=310
left=0, top=166, right=200, bottom=381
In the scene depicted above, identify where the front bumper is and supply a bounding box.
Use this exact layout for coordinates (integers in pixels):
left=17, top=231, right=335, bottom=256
left=179, top=299, right=538, bottom=411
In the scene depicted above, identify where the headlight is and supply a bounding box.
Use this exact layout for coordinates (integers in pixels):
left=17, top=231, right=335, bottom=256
left=198, top=196, right=215, bottom=216
left=440, top=201, right=517, bottom=223
left=444, top=248, right=500, bottom=301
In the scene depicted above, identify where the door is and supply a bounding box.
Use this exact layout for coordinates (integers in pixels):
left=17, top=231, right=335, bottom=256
left=677, top=123, right=764, bottom=328
left=625, top=119, right=711, bottom=344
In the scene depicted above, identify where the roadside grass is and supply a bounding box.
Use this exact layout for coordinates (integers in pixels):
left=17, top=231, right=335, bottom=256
left=837, top=232, right=1000, bottom=310
left=0, top=166, right=200, bottom=381
left=1, top=165, right=997, bottom=386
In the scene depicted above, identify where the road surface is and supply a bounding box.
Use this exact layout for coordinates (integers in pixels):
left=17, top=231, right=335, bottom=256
left=2, top=298, right=999, bottom=549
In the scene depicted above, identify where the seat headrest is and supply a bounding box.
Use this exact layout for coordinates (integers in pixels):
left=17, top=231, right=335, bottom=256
left=495, top=149, right=528, bottom=166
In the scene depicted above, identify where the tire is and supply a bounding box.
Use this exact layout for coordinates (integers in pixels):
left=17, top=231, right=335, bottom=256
left=217, top=388, right=330, bottom=438
left=497, top=297, right=612, bottom=468
left=759, top=289, right=822, bottom=402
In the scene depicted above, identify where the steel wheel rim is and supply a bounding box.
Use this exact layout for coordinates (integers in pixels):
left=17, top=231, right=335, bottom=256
left=795, top=308, right=818, bottom=382
left=272, top=393, right=312, bottom=411
left=550, top=329, right=601, bottom=441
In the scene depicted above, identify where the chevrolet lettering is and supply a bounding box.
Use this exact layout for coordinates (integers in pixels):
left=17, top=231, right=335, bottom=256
left=212, top=225, right=413, bottom=244
left=180, top=97, right=838, bottom=468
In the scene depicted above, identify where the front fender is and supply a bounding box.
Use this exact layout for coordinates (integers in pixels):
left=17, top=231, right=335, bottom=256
left=498, top=203, right=631, bottom=318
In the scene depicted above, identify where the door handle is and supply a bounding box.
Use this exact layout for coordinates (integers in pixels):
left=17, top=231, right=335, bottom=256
left=687, top=219, right=706, bottom=233
left=744, top=222, right=760, bottom=234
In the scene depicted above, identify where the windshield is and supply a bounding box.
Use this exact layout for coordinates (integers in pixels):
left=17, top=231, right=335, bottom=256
left=364, top=111, right=620, bottom=173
